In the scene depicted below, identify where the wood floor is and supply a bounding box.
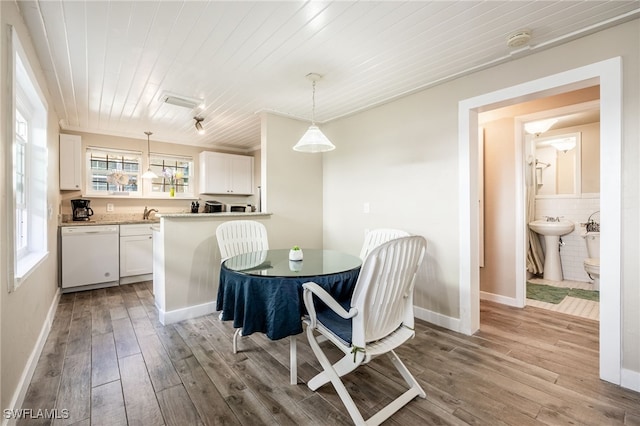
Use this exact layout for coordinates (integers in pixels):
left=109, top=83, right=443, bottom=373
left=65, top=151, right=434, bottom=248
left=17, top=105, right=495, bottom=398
left=19, top=281, right=640, bottom=425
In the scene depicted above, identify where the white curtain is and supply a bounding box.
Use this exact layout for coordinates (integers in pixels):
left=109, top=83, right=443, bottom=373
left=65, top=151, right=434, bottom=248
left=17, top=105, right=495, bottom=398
left=527, top=157, right=544, bottom=275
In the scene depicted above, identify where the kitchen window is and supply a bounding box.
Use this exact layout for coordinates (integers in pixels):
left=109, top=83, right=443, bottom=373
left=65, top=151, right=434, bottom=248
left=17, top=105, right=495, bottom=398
left=10, top=27, right=49, bottom=289
left=85, top=148, right=142, bottom=197
left=147, top=154, right=193, bottom=197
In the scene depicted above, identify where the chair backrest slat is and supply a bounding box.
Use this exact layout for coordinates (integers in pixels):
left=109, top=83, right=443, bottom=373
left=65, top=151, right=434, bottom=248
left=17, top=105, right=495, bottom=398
left=216, top=220, right=269, bottom=261
left=359, top=228, right=410, bottom=260
left=351, top=236, right=426, bottom=345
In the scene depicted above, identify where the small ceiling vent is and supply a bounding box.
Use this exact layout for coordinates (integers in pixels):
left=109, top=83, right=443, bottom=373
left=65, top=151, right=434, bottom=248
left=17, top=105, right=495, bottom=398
left=506, top=30, right=531, bottom=48
left=159, top=91, right=203, bottom=109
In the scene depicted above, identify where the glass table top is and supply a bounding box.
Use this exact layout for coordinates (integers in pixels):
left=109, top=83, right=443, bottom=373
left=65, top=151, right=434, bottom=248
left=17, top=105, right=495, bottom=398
left=223, top=249, right=362, bottom=278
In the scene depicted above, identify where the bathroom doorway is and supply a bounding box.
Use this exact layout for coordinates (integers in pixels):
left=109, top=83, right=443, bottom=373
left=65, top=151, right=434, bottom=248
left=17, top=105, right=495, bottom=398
left=517, top=100, right=600, bottom=321
left=479, top=93, right=601, bottom=322
left=458, top=58, right=622, bottom=385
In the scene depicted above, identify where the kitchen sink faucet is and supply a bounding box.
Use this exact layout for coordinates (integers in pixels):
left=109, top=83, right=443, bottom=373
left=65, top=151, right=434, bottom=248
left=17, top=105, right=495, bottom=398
left=143, top=206, right=158, bottom=220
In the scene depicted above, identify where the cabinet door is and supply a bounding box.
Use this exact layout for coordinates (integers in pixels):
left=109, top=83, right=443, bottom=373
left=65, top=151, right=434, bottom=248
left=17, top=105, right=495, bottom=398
left=199, top=151, right=253, bottom=194
left=120, top=235, right=153, bottom=276
left=199, top=152, right=230, bottom=194
left=60, top=134, right=82, bottom=190
left=229, top=155, right=254, bottom=194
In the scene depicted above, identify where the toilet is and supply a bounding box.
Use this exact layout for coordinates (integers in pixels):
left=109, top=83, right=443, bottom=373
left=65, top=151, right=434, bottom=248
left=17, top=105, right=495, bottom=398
left=583, top=231, right=600, bottom=291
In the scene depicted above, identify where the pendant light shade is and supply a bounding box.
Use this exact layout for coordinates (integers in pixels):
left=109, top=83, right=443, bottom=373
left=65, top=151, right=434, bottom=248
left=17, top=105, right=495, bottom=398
left=293, top=73, right=335, bottom=153
left=141, top=131, right=158, bottom=179
left=524, top=118, right=558, bottom=136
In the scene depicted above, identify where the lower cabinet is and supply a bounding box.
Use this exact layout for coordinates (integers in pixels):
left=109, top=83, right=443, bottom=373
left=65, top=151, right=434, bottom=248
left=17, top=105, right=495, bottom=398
left=120, top=223, right=154, bottom=283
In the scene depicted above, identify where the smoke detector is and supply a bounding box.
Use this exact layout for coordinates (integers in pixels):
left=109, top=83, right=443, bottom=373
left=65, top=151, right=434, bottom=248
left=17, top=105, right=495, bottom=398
left=506, top=30, right=531, bottom=48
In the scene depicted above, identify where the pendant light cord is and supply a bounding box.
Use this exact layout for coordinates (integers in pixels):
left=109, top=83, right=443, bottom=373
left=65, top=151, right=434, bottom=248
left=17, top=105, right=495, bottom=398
left=311, top=80, right=316, bottom=125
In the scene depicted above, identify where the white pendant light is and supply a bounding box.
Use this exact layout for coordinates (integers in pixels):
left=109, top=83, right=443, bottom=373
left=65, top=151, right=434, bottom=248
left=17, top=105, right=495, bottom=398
left=550, top=137, right=576, bottom=153
left=141, top=131, right=158, bottom=179
left=524, top=118, right=558, bottom=136
left=293, top=73, right=335, bottom=153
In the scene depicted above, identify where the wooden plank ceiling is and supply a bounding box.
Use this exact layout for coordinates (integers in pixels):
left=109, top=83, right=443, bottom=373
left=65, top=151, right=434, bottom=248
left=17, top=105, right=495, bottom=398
left=16, top=1, right=640, bottom=151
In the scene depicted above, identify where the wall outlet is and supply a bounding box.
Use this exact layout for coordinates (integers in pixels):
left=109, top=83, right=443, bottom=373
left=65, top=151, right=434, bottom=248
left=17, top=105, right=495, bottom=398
left=363, top=202, right=370, bottom=214
left=106, top=203, right=114, bottom=212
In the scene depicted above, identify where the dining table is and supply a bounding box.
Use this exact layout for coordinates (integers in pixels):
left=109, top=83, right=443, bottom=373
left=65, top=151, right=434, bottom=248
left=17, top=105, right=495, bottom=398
left=216, top=248, right=362, bottom=384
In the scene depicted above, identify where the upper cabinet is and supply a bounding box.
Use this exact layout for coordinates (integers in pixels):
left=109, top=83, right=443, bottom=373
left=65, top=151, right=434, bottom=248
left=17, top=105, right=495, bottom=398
left=59, top=134, right=82, bottom=190
left=199, top=151, right=254, bottom=195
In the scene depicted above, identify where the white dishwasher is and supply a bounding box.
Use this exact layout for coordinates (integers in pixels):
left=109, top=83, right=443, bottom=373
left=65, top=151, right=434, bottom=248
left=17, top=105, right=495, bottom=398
left=61, top=225, right=120, bottom=291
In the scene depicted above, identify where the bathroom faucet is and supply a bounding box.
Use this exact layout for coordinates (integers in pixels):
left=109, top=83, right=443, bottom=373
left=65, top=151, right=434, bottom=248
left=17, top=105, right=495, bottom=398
left=544, top=216, right=562, bottom=222
left=143, top=206, right=158, bottom=220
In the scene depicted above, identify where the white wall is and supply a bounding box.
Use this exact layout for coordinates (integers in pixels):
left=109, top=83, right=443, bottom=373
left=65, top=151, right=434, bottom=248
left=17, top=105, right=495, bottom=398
left=0, top=1, right=61, bottom=411
left=322, top=19, right=640, bottom=375
left=261, top=113, right=324, bottom=250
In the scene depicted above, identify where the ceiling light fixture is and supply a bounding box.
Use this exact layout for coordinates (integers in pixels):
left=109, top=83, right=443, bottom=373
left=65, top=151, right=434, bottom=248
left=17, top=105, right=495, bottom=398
left=549, top=137, right=576, bottom=153
left=141, top=131, right=158, bottom=179
left=160, top=91, right=203, bottom=109
left=524, top=118, right=558, bottom=136
left=293, top=73, right=335, bottom=153
left=194, top=116, right=205, bottom=134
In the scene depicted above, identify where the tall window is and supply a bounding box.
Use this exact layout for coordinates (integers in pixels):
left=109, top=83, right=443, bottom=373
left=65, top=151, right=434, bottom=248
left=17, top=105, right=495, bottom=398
left=11, top=28, right=49, bottom=289
left=85, top=148, right=142, bottom=196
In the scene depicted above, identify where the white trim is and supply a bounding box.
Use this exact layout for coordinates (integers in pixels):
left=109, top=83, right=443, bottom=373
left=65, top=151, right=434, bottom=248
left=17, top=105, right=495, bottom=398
left=414, top=305, right=462, bottom=334
left=480, top=291, right=520, bottom=307
left=458, top=57, right=622, bottom=386
left=157, top=301, right=216, bottom=325
left=621, top=368, right=640, bottom=393
left=3, top=289, right=61, bottom=426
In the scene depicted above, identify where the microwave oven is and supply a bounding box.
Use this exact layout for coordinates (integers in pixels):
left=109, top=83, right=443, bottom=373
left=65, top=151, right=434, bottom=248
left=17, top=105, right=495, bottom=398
left=227, top=203, right=251, bottom=213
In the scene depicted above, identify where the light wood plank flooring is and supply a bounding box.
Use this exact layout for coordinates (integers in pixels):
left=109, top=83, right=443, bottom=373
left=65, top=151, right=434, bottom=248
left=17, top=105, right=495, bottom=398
left=19, top=282, right=640, bottom=425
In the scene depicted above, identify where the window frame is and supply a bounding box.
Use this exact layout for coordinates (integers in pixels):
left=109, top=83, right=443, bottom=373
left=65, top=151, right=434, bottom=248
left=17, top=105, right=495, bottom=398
left=84, top=147, right=143, bottom=197
left=8, top=26, right=49, bottom=291
left=145, top=153, right=194, bottom=198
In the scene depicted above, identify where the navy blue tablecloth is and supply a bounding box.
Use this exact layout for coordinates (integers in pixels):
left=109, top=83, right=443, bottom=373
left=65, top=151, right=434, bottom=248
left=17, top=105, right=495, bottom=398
left=216, top=265, right=360, bottom=340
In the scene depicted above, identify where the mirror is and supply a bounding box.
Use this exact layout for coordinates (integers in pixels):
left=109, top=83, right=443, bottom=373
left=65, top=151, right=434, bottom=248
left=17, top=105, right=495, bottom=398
left=535, top=132, right=581, bottom=196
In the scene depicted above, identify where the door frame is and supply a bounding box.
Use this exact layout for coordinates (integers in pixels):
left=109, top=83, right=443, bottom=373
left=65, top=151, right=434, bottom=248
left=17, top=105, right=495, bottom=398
left=458, top=57, right=622, bottom=385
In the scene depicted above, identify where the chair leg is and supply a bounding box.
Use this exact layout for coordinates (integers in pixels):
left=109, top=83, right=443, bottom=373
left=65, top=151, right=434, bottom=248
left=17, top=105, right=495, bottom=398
left=308, top=353, right=360, bottom=390
left=232, top=328, right=242, bottom=354
left=306, top=327, right=367, bottom=425
left=387, top=350, right=426, bottom=398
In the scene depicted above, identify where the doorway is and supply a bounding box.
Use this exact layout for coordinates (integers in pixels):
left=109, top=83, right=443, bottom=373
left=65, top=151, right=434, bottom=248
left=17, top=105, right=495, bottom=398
left=458, top=58, right=622, bottom=385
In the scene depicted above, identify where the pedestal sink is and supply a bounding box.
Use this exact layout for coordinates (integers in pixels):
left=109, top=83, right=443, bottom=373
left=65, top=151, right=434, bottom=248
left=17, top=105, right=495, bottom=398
left=529, top=219, right=575, bottom=281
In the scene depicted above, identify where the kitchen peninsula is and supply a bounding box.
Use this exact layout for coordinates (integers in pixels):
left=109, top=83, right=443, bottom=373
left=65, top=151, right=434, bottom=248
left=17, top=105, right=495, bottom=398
left=153, top=212, right=272, bottom=325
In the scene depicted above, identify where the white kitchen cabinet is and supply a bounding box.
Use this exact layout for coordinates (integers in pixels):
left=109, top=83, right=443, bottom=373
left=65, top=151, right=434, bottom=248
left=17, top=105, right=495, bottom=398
left=120, top=223, right=154, bottom=282
left=59, top=134, right=82, bottom=190
left=199, top=151, right=254, bottom=195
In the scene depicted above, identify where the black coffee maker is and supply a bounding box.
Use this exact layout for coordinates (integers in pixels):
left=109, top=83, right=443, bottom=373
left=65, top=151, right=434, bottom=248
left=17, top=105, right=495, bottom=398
left=71, top=199, right=94, bottom=221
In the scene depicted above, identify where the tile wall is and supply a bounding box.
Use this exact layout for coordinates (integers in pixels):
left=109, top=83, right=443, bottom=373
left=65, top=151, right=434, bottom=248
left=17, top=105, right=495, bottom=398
left=534, top=197, right=600, bottom=282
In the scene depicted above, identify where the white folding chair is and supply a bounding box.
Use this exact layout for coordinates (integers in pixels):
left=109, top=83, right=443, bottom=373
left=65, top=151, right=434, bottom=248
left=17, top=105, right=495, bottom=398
left=359, top=228, right=410, bottom=260
left=216, top=220, right=269, bottom=353
left=303, top=236, right=427, bottom=426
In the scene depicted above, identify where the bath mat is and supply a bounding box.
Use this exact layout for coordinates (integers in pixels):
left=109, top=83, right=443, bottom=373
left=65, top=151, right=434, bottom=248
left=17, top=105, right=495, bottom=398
left=526, top=283, right=568, bottom=304
left=526, top=282, right=600, bottom=304
left=567, top=288, right=600, bottom=302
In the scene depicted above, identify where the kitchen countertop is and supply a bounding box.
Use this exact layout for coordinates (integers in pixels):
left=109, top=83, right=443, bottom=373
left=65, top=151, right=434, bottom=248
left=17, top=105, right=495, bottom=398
left=156, top=212, right=271, bottom=218
left=59, top=211, right=271, bottom=226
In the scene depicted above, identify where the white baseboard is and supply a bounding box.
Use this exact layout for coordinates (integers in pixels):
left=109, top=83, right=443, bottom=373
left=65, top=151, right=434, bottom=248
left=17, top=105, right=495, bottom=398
left=414, top=305, right=462, bottom=334
left=3, top=289, right=61, bottom=426
left=480, top=290, right=521, bottom=307
left=158, top=301, right=216, bottom=325
left=621, top=368, right=640, bottom=392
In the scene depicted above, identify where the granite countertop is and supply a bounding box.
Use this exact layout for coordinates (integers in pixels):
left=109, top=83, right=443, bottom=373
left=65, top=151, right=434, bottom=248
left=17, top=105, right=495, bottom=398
left=156, top=212, right=271, bottom=218
left=60, top=218, right=160, bottom=227
left=59, top=211, right=270, bottom=226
